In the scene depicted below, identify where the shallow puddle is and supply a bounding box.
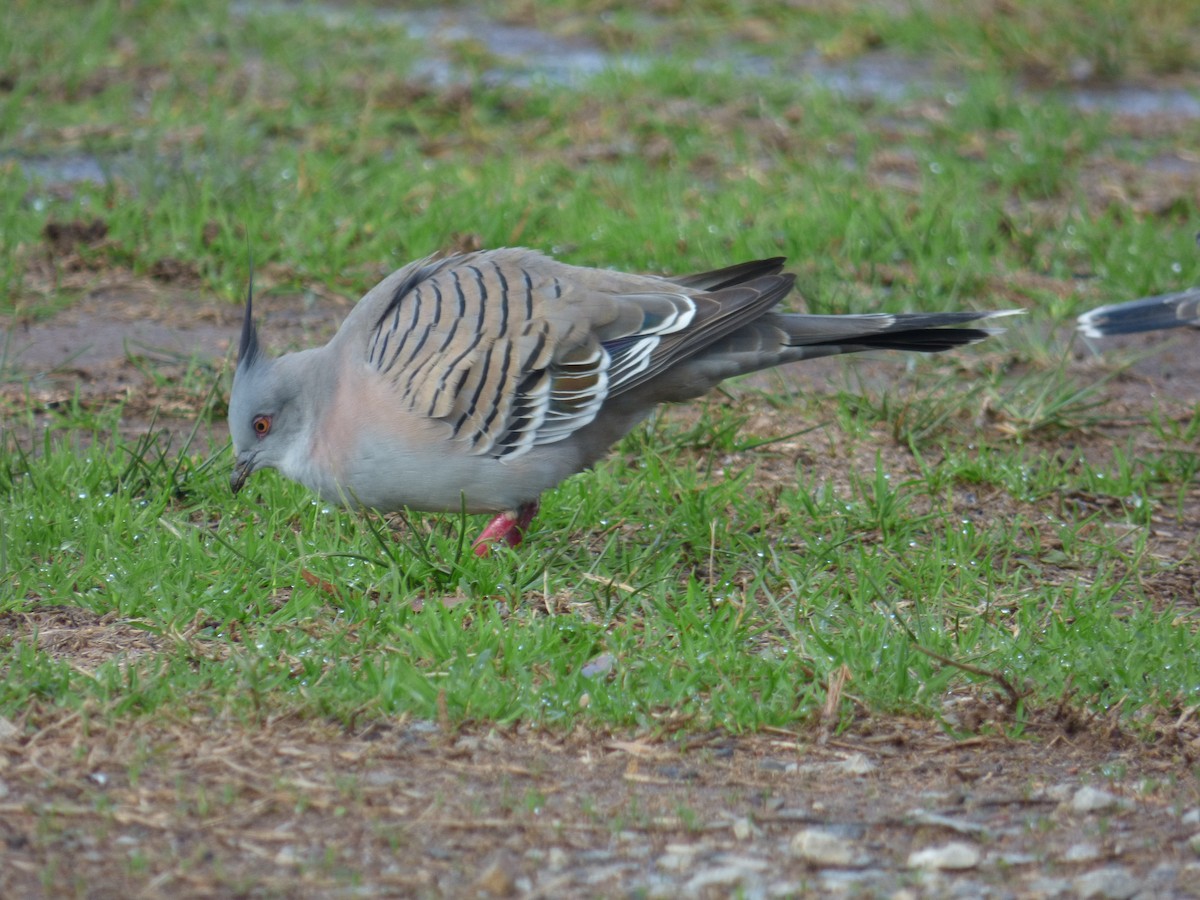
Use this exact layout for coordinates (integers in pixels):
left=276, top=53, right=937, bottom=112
left=233, top=0, right=1200, bottom=115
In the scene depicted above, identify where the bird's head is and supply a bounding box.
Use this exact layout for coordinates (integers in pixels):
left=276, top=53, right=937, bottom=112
left=227, top=280, right=308, bottom=495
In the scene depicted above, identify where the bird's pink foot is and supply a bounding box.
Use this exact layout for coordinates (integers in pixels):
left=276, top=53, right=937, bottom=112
left=472, top=501, right=540, bottom=556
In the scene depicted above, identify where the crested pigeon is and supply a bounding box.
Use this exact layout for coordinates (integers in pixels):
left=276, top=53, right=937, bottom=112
left=228, top=248, right=1014, bottom=554
left=1077, top=288, right=1200, bottom=338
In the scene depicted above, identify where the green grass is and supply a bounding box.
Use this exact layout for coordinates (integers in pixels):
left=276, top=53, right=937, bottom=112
left=2, top=0, right=1200, bottom=737
left=3, top=389, right=1198, bottom=732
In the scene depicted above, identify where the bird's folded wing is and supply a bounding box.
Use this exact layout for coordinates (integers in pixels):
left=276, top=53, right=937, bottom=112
left=359, top=249, right=718, bottom=459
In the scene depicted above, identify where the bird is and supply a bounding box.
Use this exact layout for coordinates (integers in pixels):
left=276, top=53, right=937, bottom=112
left=228, top=247, right=1015, bottom=555
left=1077, top=288, right=1200, bottom=338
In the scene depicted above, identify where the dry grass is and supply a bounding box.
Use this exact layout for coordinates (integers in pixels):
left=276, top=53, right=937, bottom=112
left=0, top=675, right=1196, bottom=897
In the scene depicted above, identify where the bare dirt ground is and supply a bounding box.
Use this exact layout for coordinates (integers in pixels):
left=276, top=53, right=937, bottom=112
left=0, top=627, right=1196, bottom=900
left=3, top=268, right=1200, bottom=897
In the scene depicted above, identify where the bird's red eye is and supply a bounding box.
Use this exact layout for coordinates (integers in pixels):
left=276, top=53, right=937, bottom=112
left=253, top=415, right=271, bottom=436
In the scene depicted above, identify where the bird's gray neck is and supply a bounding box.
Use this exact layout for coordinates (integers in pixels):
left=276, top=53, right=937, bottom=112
left=272, top=346, right=343, bottom=494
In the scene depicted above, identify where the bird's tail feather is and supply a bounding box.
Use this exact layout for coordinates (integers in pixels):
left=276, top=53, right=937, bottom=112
left=1077, top=289, right=1200, bottom=338
left=778, top=309, right=1020, bottom=353
left=640, top=309, right=1018, bottom=403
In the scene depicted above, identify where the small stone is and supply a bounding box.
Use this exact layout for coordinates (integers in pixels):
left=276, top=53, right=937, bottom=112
left=834, top=753, right=877, bottom=775
left=907, top=841, right=981, bottom=871
left=657, top=844, right=700, bottom=872
left=273, top=845, right=301, bottom=866
left=768, top=880, right=807, bottom=897
left=684, top=863, right=764, bottom=893
left=711, top=853, right=768, bottom=871
left=945, top=879, right=991, bottom=898
left=1144, top=863, right=1181, bottom=893
left=908, top=808, right=988, bottom=835
left=547, top=847, right=568, bottom=870
left=1069, top=57, right=1096, bottom=82
left=1063, top=842, right=1101, bottom=863
left=990, top=851, right=1037, bottom=866
left=790, top=827, right=862, bottom=867
left=817, top=869, right=884, bottom=894
left=1188, top=833, right=1200, bottom=855
left=581, top=653, right=615, bottom=678
left=1182, top=808, right=1200, bottom=826
left=1072, top=866, right=1138, bottom=899
left=1025, top=875, right=1072, bottom=896
left=582, top=864, right=632, bottom=886
left=1044, top=783, right=1076, bottom=803
left=732, top=817, right=754, bottom=841
left=362, top=769, right=403, bottom=787
left=657, top=853, right=689, bottom=872
left=797, top=755, right=877, bottom=777
left=474, top=861, right=516, bottom=896
left=578, top=849, right=616, bottom=863
left=1071, top=786, right=1121, bottom=814
left=649, top=769, right=696, bottom=789
left=481, top=730, right=507, bottom=751
left=632, top=874, right=677, bottom=898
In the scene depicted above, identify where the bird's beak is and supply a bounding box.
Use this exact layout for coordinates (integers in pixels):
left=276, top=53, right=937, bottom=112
left=230, top=455, right=255, bottom=495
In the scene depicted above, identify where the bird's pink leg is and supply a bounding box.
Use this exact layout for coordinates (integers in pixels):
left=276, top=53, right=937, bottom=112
left=472, top=501, right=540, bottom=556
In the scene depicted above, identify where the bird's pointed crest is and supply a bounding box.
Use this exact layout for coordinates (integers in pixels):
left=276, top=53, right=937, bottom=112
left=238, top=246, right=261, bottom=370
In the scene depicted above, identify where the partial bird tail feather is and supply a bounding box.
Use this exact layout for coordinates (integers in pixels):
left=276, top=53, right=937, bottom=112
left=1076, top=289, right=1200, bottom=338
left=636, top=308, right=1018, bottom=403
left=782, top=309, right=1021, bottom=353
left=669, top=258, right=787, bottom=291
